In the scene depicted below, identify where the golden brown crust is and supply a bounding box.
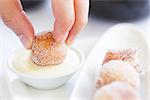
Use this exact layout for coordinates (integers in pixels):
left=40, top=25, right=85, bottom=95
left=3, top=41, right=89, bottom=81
left=102, top=48, right=142, bottom=73
left=31, top=31, right=67, bottom=66
left=102, top=49, right=136, bottom=64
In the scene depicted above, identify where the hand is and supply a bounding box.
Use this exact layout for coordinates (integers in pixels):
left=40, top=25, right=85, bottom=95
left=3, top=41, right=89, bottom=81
left=52, top=0, right=89, bottom=45
left=0, top=0, right=34, bottom=49
left=0, top=0, right=89, bottom=49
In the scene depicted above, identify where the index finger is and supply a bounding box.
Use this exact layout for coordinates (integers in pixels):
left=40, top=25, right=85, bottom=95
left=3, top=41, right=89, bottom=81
left=51, top=0, right=75, bottom=43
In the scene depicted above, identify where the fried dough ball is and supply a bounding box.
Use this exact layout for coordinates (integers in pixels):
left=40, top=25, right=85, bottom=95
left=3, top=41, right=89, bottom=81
left=102, top=48, right=142, bottom=73
left=31, top=31, right=67, bottom=66
left=94, top=81, right=141, bottom=100
left=96, top=60, right=140, bottom=90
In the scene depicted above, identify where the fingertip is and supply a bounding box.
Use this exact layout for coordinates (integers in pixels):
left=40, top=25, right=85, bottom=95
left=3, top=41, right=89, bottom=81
left=52, top=30, right=68, bottom=43
left=66, top=36, right=75, bottom=46
left=66, top=40, right=73, bottom=46
left=52, top=34, right=62, bottom=43
left=18, top=34, right=34, bottom=50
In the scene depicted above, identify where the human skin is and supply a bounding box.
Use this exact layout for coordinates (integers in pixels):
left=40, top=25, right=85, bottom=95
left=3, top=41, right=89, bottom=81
left=0, top=0, right=89, bottom=49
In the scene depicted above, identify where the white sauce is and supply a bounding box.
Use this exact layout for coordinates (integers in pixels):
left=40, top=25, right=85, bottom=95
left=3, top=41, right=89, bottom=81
left=12, top=48, right=80, bottom=78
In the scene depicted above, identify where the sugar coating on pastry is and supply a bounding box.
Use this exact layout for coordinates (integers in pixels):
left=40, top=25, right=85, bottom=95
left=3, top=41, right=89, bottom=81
left=96, top=60, right=140, bottom=90
left=94, top=81, right=141, bottom=100
left=31, top=31, right=67, bottom=66
left=102, top=48, right=142, bottom=73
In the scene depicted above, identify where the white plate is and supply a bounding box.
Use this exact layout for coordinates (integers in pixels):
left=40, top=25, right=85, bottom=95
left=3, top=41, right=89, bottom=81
left=70, top=23, right=149, bottom=100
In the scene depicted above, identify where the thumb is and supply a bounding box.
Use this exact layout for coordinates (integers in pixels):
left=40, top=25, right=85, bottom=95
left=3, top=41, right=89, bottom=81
left=0, top=0, right=34, bottom=49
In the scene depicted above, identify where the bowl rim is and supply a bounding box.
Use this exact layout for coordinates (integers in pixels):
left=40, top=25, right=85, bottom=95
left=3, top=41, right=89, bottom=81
left=8, top=47, right=85, bottom=79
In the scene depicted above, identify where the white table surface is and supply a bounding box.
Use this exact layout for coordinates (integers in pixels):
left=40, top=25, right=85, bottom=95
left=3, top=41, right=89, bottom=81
left=0, top=1, right=149, bottom=100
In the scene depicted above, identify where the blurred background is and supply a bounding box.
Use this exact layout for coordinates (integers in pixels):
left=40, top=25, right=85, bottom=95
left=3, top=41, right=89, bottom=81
left=22, top=0, right=150, bottom=21
left=0, top=0, right=149, bottom=99
left=18, top=0, right=149, bottom=40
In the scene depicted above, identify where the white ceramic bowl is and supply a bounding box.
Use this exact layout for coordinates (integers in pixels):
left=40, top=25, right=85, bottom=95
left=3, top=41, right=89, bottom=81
left=8, top=47, right=85, bottom=90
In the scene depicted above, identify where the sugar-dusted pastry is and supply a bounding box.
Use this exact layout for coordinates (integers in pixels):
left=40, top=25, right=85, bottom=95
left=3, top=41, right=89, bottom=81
left=94, top=81, right=141, bottom=100
left=31, top=31, right=67, bottom=66
left=102, top=48, right=142, bottom=73
left=96, top=60, right=140, bottom=90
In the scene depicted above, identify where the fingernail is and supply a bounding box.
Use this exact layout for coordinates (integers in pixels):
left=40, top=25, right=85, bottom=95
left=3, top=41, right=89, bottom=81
left=18, top=34, right=32, bottom=49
